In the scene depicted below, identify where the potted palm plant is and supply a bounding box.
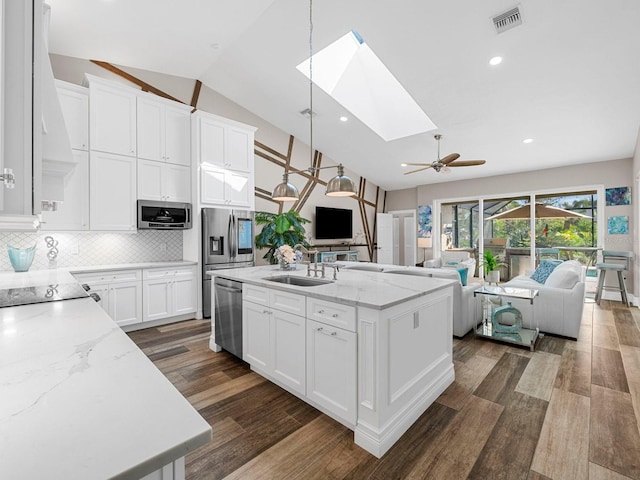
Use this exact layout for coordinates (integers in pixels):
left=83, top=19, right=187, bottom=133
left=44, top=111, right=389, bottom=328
left=254, top=210, right=311, bottom=264
left=481, top=250, right=507, bottom=284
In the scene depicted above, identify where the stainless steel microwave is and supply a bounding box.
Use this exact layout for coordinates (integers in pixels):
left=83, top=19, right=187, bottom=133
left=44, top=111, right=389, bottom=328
left=137, top=200, right=192, bottom=230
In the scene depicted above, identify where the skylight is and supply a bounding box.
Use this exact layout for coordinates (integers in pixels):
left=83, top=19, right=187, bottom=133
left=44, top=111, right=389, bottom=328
left=296, top=30, right=437, bottom=142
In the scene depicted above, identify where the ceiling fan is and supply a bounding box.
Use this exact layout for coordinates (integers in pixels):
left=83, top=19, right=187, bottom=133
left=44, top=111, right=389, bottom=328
left=402, top=134, right=486, bottom=175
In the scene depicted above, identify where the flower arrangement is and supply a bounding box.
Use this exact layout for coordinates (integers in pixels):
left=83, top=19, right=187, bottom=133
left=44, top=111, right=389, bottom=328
left=275, top=245, right=303, bottom=269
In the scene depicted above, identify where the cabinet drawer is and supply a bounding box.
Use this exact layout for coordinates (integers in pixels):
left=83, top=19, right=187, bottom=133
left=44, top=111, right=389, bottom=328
left=143, top=266, right=196, bottom=280
left=307, top=298, right=356, bottom=332
left=269, top=289, right=306, bottom=316
left=74, top=269, right=141, bottom=284
left=243, top=284, right=269, bottom=305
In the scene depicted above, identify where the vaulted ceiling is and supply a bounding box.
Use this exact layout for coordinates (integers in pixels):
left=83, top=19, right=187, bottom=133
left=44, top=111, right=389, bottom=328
left=46, top=0, right=640, bottom=190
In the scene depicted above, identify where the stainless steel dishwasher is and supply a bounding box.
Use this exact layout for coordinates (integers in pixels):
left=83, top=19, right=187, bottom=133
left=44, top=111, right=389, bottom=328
left=213, top=277, right=243, bottom=359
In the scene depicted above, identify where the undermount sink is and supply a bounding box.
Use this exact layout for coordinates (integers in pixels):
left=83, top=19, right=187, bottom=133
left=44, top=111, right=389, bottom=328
left=264, top=275, right=333, bottom=287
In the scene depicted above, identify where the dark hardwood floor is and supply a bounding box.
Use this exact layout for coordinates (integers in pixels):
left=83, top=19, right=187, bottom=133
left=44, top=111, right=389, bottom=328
left=128, top=300, right=640, bottom=480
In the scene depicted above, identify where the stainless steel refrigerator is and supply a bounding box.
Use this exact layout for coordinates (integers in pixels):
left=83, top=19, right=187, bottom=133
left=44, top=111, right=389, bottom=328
left=202, top=208, right=254, bottom=318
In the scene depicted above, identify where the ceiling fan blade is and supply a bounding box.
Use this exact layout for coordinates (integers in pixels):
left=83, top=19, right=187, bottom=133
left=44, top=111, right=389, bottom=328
left=440, top=153, right=460, bottom=165
left=402, top=162, right=432, bottom=166
left=404, top=165, right=433, bottom=175
left=448, top=160, right=486, bottom=167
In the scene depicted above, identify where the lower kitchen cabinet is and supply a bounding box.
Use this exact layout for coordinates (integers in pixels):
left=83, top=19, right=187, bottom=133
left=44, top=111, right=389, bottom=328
left=242, top=285, right=306, bottom=395
left=142, top=266, right=197, bottom=322
left=74, top=270, right=142, bottom=327
left=306, top=318, right=357, bottom=425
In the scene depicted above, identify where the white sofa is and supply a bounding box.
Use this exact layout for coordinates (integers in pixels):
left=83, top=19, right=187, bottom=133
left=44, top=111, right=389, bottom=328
left=341, top=262, right=482, bottom=337
left=424, top=250, right=476, bottom=278
left=500, top=260, right=585, bottom=339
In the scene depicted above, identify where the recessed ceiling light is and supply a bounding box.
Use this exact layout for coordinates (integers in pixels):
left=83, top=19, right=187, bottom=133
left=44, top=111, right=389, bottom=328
left=339, top=116, right=348, bottom=122
left=401, top=163, right=408, bottom=167
left=489, top=56, right=503, bottom=66
left=523, top=138, right=534, bottom=144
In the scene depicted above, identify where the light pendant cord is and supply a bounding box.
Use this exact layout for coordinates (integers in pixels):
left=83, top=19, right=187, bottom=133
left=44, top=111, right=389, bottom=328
left=309, top=0, right=314, bottom=172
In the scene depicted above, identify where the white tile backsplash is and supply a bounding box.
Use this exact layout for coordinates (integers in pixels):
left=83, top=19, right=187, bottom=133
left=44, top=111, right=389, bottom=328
left=0, top=230, right=183, bottom=272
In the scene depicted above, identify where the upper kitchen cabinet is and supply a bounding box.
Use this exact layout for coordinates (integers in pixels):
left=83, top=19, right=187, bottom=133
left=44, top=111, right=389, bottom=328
left=137, top=93, right=191, bottom=166
left=193, top=111, right=256, bottom=173
left=86, top=74, right=137, bottom=157
left=55, top=80, right=88, bottom=151
left=90, top=151, right=137, bottom=231
left=193, top=111, right=257, bottom=209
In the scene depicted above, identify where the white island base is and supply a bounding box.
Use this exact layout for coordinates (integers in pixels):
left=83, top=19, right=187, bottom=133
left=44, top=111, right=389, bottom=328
left=209, top=266, right=455, bottom=458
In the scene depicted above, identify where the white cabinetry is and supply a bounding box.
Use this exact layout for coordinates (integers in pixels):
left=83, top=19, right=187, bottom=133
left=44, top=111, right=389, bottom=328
left=142, top=266, right=197, bottom=322
left=87, top=75, right=137, bottom=157
left=306, top=298, right=357, bottom=425
left=137, top=93, right=191, bottom=166
left=74, top=270, right=143, bottom=327
left=200, top=165, right=251, bottom=208
left=89, top=151, right=137, bottom=231
left=138, top=159, right=190, bottom=203
left=55, top=80, right=89, bottom=151
left=192, top=111, right=257, bottom=209
left=41, top=150, right=89, bottom=231
left=242, top=284, right=306, bottom=395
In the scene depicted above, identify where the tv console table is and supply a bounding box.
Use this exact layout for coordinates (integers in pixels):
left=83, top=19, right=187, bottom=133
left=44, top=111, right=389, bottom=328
left=316, top=250, right=358, bottom=262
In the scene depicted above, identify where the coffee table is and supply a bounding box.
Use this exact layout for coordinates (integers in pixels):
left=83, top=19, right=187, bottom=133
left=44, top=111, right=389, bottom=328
left=473, top=285, right=540, bottom=351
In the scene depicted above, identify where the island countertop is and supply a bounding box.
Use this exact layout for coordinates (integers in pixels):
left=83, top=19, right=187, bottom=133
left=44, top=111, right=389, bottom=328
left=207, top=264, right=456, bottom=309
left=0, top=271, right=211, bottom=479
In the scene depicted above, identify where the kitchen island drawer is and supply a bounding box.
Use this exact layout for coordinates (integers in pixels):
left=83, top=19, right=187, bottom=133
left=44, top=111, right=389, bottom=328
left=307, top=298, right=356, bottom=332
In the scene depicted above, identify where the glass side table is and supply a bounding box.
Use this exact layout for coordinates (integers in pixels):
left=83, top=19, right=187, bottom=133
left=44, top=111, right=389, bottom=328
left=473, top=285, right=540, bottom=351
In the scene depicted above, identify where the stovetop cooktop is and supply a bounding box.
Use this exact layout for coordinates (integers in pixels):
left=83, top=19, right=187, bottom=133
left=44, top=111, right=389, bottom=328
left=0, top=283, right=90, bottom=308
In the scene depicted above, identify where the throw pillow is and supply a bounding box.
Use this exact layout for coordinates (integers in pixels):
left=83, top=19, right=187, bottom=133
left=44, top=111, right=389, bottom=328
left=545, top=260, right=582, bottom=288
left=530, top=259, right=563, bottom=284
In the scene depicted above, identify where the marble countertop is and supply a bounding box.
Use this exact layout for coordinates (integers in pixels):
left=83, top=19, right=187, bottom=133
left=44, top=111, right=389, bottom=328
left=207, top=264, right=455, bottom=310
left=0, top=293, right=211, bottom=479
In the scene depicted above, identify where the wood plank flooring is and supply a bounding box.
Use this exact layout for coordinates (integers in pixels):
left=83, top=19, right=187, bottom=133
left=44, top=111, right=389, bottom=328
left=128, top=299, right=640, bottom=480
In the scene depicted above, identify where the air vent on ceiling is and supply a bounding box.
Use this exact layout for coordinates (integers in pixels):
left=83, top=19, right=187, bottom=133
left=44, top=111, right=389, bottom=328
left=492, top=6, right=522, bottom=34
left=299, top=108, right=316, bottom=119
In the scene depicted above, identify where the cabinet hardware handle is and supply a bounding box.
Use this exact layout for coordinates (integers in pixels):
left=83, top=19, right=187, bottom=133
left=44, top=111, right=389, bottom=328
left=317, top=327, right=323, bottom=332
left=318, top=309, right=325, bottom=314
left=331, top=331, right=337, bottom=336
left=332, top=313, right=338, bottom=318
left=263, top=309, right=269, bottom=314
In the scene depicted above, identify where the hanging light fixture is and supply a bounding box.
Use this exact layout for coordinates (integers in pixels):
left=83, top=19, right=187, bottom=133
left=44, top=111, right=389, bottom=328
left=271, top=0, right=357, bottom=202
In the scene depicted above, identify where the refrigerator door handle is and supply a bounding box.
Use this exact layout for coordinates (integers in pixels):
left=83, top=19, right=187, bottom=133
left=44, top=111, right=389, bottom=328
left=231, top=214, right=237, bottom=258
left=227, top=215, right=233, bottom=258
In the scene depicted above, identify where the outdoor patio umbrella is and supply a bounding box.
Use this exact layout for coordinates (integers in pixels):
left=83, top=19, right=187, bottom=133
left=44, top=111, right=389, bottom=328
left=485, top=202, right=591, bottom=220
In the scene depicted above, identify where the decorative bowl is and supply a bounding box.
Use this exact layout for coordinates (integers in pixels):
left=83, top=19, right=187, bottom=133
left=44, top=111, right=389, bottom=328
left=7, top=244, right=37, bottom=272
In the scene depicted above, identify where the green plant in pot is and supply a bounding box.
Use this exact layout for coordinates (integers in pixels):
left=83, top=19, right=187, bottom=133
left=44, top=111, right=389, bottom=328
left=481, top=250, right=507, bottom=284
left=255, top=210, right=311, bottom=264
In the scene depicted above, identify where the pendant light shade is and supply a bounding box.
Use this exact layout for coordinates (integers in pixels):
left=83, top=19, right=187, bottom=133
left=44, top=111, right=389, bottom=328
left=326, top=164, right=357, bottom=197
left=271, top=173, right=299, bottom=202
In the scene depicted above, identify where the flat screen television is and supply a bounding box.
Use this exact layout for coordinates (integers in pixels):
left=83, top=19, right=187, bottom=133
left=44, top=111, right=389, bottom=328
left=315, top=206, right=353, bottom=240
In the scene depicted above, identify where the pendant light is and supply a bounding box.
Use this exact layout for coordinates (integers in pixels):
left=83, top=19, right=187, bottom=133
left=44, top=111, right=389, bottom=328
left=270, top=0, right=357, bottom=201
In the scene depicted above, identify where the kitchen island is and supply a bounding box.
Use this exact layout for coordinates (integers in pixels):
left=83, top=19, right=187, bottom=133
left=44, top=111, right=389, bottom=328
left=0, top=270, right=211, bottom=480
left=208, top=264, right=456, bottom=457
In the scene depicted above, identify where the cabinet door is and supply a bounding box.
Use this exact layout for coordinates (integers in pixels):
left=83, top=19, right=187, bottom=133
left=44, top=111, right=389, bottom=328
left=163, top=163, right=191, bottom=203
left=243, top=301, right=271, bottom=370
left=224, top=170, right=251, bottom=208
left=272, top=310, right=306, bottom=395
left=226, top=126, right=253, bottom=172
left=164, top=104, right=191, bottom=166
left=143, top=278, right=172, bottom=322
left=110, top=281, right=142, bottom=327
left=137, top=159, right=163, bottom=201
left=199, top=117, right=226, bottom=168
left=41, top=150, right=89, bottom=231
left=172, top=271, right=197, bottom=316
left=57, top=86, right=88, bottom=151
left=200, top=165, right=226, bottom=205
left=90, top=152, right=137, bottom=231
left=90, top=82, right=137, bottom=157
left=306, top=319, right=357, bottom=425
left=137, top=96, right=164, bottom=162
